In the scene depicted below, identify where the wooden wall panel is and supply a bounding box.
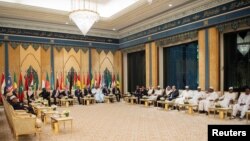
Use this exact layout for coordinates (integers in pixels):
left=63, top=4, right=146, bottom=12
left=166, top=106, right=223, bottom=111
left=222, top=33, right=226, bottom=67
left=20, top=45, right=41, bottom=83
left=198, top=30, right=206, bottom=90
left=41, top=46, right=51, bottom=85
left=0, top=43, right=5, bottom=73
left=92, top=49, right=115, bottom=74
left=151, top=42, right=158, bottom=87
left=54, top=48, right=64, bottom=80
left=63, top=48, right=81, bottom=73
left=80, top=50, right=89, bottom=74
left=91, top=49, right=98, bottom=73
left=145, top=43, right=150, bottom=88
left=8, top=44, right=20, bottom=81
left=209, top=27, right=219, bottom=91
left=145, top=42, right=158, bottom=88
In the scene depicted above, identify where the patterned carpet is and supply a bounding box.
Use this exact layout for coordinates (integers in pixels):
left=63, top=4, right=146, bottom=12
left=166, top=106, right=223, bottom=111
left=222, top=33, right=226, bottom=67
left=0, top=102, right=247, bottom=141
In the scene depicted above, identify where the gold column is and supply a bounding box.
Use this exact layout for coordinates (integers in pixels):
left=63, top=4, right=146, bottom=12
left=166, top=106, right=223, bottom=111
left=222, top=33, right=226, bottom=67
left=145, top=42, right=158, bottom=88
left=198, top=30, right=206, bottom=90
left=145, top=43, right=150, bottom=88
left=0, top=43, right=4, bottom=75
left=209, top=27, right=219, bottom=91
left=151, top=42, right=158, bottom=87
left=198, top=27, right=220, bottom=91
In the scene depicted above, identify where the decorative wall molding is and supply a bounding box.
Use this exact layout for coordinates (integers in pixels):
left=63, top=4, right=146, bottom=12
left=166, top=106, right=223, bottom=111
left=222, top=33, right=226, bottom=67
left=0, top=34, right=119, bottom=49
left=96, top=48, right=117, bottom=55
left=121, top=44, right=145, bottom=53
left=0, top=27, right=119, bottom=44
left=41, top=44, right=50, bottom=52
left=120, top=0, right=250, bottom=43
left=156, top=31, right=198, bottom=47
left=119, top=0, right=233, bottom=38
left=0, top=17, right=118, bottom=39
left=55, top=45, right=62, bottom=52
left=81, top=48, right=88, bottom=53
left=216, top=17, right=250, bottom=32
left=21, top=43, right=29, bottom=50
left=10, top=42, right=18, bottom=49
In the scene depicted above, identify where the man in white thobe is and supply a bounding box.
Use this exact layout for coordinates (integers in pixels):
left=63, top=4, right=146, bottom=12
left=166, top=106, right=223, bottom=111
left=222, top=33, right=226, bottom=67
left=147, top=86, right=154, bottom=96
left=175, top=86, right=193, bottom=106
left=148, top=86, right=163, bottom=101
left=165, top=86, right=172, bottom=97
left=188, top=86, right=205, bottom=105
left=92, top=85, right=104, bottom=103
left=198, top=87, right=219, bottom=115
left=230, top=87, right=250, bottom=120
left=217, top=87, right=237, bottom=108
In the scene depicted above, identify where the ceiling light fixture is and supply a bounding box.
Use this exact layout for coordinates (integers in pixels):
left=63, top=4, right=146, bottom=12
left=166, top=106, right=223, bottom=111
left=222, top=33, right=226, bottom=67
left=169, top=4, right=172, bottom=7
left=69, top=0, right=100, bottom=36
left=147, top=0, right=153, bottom=5
left=237, top=32, right=250, bottom=56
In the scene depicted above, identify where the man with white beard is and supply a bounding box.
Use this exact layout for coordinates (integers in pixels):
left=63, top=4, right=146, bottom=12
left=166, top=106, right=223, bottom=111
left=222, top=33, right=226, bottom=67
left=230, top=87, right=250, bottom=120
left=217, top=87, right=237, bottom=108
left=165, top=86, right=172, bottom=97
left=175, top=86, right=193, bottom=108
left=148, top=86, right=163, bottom=101
left=198, top=87, right=219, bottom=115
left=188, top=86, right=205, bottom=105
left=147, top=86, right=154, bottom=96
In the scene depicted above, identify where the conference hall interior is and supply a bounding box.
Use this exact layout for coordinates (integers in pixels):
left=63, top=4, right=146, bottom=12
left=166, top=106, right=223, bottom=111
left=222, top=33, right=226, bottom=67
left=0, top=0, right=250, bottom=141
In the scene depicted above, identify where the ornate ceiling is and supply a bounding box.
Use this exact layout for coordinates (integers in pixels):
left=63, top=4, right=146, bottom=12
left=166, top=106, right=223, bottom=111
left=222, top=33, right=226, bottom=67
left=0, top=0, right=233, bottom=38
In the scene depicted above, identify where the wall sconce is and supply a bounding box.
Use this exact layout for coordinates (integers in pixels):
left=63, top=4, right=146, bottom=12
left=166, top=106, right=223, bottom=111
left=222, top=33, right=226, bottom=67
left=237, top=43, right=250, bottom=56
left=237, top=32, right=250, bottom=56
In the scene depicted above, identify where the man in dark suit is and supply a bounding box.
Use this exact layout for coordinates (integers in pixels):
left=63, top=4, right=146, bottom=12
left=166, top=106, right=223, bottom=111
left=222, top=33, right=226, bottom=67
left=102, top=85, right=110, bottom=96
left=9, top=95, right=35, bottom=114
left=39, top=88, right=51, bottom=106
left=82, top=86, right=89, bottom=96
left=167, top=85, right=179, bottom=101
left=134, top=85, right=141, bottom=104
left=12, top=88, right=18, bottom=97
left=112, top=85, right=121, bottom=102
left=141, top=86, right=148, bottom=96
left=75, top=86, right=83, bottom=104
left=52, top=87, right=60, bottom=105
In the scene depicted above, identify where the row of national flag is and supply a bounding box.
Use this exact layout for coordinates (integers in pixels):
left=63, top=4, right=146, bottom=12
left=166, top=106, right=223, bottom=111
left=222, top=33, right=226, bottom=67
left=0, top=71, right=120, bottom=102
left=56, top=72, right=120, bottom=90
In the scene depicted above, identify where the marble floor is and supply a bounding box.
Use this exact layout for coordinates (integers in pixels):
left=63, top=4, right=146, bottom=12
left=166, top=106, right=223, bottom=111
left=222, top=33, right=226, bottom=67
left=0, top=102, right=248, bottom=141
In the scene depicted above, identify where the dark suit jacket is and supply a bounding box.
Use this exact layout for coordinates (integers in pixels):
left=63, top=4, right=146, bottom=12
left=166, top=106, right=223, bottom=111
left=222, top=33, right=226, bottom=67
left=103, top=88, right=110, bottom=95
left=40, top=91, right=50, bottom=99
left=83, top=88, right=88, bottom=96
left=141, top=89, right=148, bottom=96
left=52, top=90, right=59, bottom=98
left=168, top=90, right=179, bottom=101
left=112, top=88, right=120, bottom=95
left=26, top=91, right=34, bottom=102
left=75, top=89, right=82, bottom=97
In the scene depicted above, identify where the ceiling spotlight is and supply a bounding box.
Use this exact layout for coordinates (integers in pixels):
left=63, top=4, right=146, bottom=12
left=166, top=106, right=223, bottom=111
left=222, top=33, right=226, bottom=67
left=147, top=0, right=153, bottom=4
left=65, top=22, right=69, bottom=25
left=169, top=4, right=172, bottom=7
left=112, top=28, right=116, bottom=31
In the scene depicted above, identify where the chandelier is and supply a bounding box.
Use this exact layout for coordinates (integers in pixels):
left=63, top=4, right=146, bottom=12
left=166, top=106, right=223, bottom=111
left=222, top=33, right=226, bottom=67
left=69, top=0, right=100, bottom=36
left=237, top=32, right=250, bottom=56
